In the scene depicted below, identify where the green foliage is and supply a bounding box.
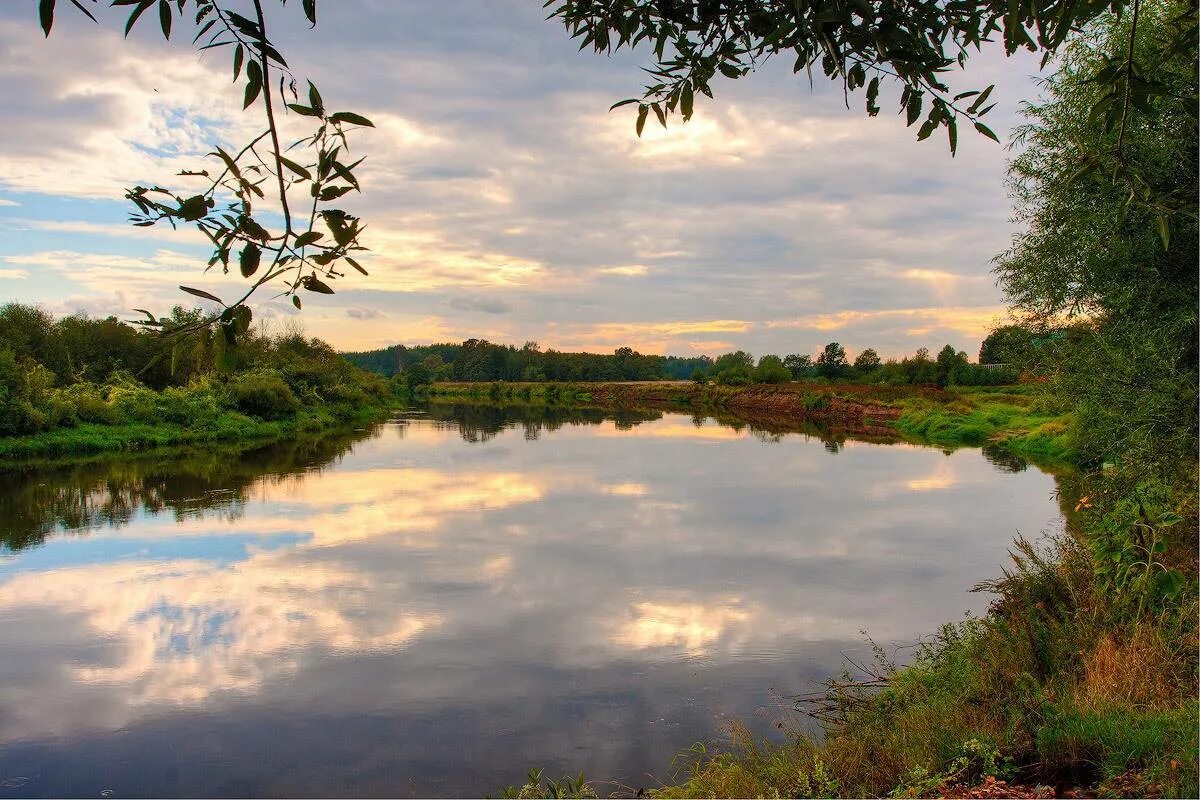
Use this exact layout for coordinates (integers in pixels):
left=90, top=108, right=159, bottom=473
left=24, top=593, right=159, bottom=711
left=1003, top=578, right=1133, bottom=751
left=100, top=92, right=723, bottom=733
left=853, top=348, right=881, bottom=373
left=1035, top=703, right=1199, bottom=796
left=500, top=768, right=595, bottom=799
left=653, top=734, right=836, bottom=799
left=888, top=739, right=1013, bottom=798
left=895, top=393, right=1077, bottom=459
left=753, top=354, right=791, bottom=384
left=783, top=353, right=815, bottom=379
left=801, top=391, right=830, bottom=412
left=1084, top=480, right=1187, bottom=617
left=349, top=337, right=1027, bottom=389
left=550, top=0, right=1127, bottom=151
left=995, top=0, right=1198, bottom=478
left=979, top=325, right=1035, bottom=366
left=816, top=342, right=848, bottom=379
left=711, top=350, right=754, bottom=373
left=0, top=304, right=391, bottom=453
left=347, top=340, right=670, bottom=383
left=224, top=369, right=300, bottom=420
left=714, top=365, right=754, bottom=386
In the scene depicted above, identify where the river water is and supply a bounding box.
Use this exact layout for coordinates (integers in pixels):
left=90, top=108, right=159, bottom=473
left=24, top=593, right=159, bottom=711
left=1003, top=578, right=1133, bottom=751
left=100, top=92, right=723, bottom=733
left=0, top=404, right=1064, bottom=797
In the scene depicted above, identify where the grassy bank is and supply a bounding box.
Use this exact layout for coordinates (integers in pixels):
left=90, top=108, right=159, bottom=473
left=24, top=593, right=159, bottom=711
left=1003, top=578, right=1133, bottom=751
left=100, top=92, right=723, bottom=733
left=0, top=302, right=396, bottom=464
left=892, top=386, right=1078, bottom=463
left=0, top=401, right=391, bottom=463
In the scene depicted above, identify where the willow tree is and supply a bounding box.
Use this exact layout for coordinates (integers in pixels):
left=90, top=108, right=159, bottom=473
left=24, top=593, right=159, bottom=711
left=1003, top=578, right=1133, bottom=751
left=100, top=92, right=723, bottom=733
left=995, top=0, right=1197, bottom=476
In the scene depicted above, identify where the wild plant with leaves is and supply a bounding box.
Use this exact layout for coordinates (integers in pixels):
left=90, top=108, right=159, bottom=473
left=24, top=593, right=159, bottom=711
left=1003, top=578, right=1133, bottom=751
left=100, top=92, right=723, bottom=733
left=546, top=0, right=1196, bottom=162
left=37, top=0, right=375, bottom=346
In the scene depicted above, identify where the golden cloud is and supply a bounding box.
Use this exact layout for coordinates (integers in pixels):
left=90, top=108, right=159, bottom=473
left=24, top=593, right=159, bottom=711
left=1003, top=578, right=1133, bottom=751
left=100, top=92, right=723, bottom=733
left=767, top=306, right=1007, bottom=338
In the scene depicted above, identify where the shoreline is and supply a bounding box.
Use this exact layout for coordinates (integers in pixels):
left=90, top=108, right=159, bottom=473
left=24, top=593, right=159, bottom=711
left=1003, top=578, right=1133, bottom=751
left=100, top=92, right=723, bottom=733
left=422, top=380, right=1078, bottom=466
left=0, top=402, right=394, bottom=466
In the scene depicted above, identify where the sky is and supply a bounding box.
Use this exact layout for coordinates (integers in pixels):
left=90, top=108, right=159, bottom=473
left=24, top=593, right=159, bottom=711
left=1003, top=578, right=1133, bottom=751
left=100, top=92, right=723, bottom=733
left=0, top=1, right=1046, bottom=360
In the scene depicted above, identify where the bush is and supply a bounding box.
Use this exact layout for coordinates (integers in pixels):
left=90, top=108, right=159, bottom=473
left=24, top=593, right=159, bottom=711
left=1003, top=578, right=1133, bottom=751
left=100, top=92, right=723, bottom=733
left=106, top=384, right=158, bottom=423
left=58, top=382, right=117, bottom=424
left=755, top=355, right=792, bottom=384
left=156, top=384, right=223, bottom=426
left=224, top=370, right=300, bottom=420
left=716, top=366, right=754, bottom=386
left=0, top=398, right=45, bottom=436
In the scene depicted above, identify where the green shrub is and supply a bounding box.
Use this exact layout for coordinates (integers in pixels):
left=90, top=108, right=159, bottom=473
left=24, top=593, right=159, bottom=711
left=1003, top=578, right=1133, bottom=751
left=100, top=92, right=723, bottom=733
left=58, top=382, right=117, bottom=424
left=755, top=355, right=792, bottom=384
left=802, top=392, right=830, bottom=412
left=716, top=366, right=754, bottom=386
left=106, top=384, right=158, bottom=423
left=0, top=398, right=44, bottom=436
left=224, top=370, right=300, bottom=420
left=156, top=385, right=223, bottom=426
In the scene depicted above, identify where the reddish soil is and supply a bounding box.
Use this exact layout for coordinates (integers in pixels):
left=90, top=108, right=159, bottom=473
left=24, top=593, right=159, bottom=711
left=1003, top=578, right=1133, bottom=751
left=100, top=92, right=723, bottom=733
left=581, top=382, right=907, bottom=437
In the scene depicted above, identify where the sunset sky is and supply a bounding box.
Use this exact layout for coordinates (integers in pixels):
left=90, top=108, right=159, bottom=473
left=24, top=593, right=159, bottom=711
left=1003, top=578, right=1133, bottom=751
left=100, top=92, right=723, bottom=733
left=0, top=1, right=1045, bottom=359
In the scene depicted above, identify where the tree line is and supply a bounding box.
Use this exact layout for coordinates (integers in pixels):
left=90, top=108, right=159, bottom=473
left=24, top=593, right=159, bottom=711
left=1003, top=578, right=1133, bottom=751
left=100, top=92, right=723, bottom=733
left=344, top=329, right=1026, bottom=389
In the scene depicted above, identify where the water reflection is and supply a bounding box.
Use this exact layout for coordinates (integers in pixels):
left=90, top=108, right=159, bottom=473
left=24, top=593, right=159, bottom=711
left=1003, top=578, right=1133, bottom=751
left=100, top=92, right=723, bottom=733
left=0, top=406, right=1064, bottom=797
left=0, top=431, right=371, bottom=552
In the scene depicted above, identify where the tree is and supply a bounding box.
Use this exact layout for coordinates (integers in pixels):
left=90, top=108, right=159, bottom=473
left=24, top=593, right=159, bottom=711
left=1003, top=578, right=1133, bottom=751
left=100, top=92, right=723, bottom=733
left=853, top=348, right=881, bottom=373
left=549, top=0, right=1194, bottom=160
left=715, top=365, right=754, bottom=386
left=754, top=354, right=791, bottom=384
left=712, top=351, right=754, bottom=372
left=979, top=325, right=1034, bottom=365
left=783, top=353, right=814, bottom=380
left=815, top=342, right=847, bottom=379
left=454, top=339, right=505, bottom=382
left=935, top=344, right=969, bottom=387
left=995, top=0, right=1197, bottom=475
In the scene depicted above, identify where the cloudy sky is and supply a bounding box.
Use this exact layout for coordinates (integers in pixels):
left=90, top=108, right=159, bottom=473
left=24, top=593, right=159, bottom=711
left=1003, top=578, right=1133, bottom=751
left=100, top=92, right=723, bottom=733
left=0, top=1, right=1045, bottom=359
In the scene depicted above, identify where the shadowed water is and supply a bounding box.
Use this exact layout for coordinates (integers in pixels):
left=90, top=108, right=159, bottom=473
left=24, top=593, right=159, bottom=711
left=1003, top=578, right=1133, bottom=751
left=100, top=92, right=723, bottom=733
left=0, top=405, right=1064, bottom=797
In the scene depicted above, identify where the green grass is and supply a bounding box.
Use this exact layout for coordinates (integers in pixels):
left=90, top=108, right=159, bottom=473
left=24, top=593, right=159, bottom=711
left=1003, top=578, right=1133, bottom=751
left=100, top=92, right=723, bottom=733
left=0, top=402, right=392, bottom=462
left=895, top=391, right=1078, bottom=462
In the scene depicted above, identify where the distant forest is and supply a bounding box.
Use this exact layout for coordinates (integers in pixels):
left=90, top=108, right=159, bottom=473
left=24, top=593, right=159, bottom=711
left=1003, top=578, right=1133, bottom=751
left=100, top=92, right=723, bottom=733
left=343, top=331, right=1025, bottom=387
left=343, top=340, right=707, bottom=383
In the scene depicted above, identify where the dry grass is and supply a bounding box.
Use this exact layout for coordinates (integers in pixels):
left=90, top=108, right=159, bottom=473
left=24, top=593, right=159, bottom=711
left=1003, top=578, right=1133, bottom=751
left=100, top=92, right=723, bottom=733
left=1073, top=629, right=1182, bottom=712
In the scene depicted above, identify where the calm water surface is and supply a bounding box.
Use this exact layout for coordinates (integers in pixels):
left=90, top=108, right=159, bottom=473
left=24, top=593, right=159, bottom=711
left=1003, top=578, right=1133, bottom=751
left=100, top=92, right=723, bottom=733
left=0, top=405, right=1064, bottom=797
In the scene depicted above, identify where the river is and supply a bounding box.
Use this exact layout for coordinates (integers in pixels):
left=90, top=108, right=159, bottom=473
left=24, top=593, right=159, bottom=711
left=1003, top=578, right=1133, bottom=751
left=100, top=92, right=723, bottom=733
left=0, top=404, right=1064, bottom=797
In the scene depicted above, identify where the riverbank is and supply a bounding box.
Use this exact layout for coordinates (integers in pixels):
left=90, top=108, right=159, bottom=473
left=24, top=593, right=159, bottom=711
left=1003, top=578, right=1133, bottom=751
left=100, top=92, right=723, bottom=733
left=423, top=381, right=1077, bottom=464
left=648, top=526, right=1198, bottom=799
left=0, top=401, right=392, bottom=464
